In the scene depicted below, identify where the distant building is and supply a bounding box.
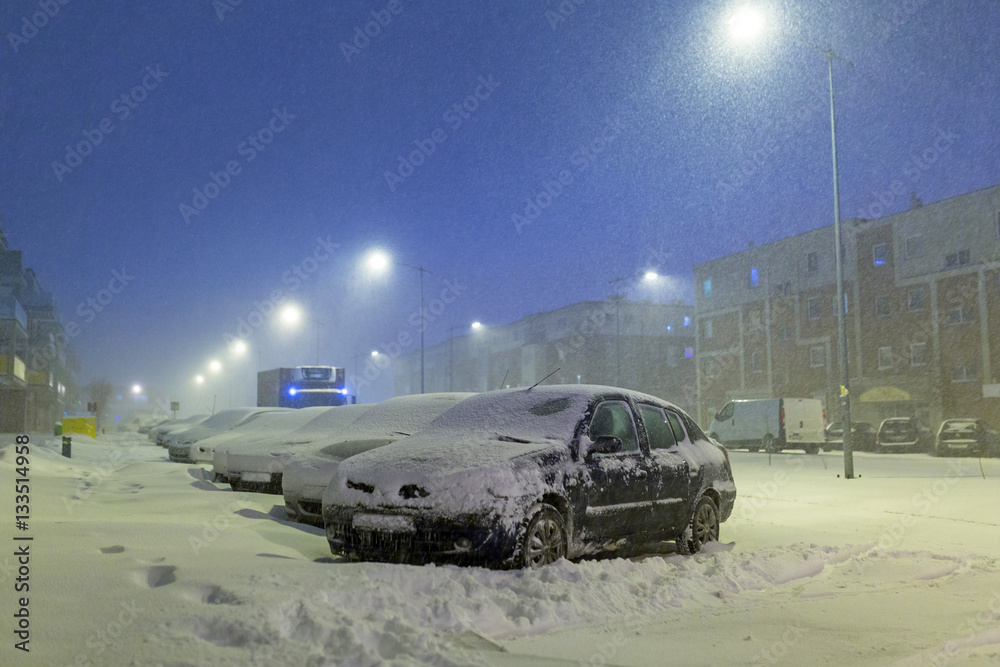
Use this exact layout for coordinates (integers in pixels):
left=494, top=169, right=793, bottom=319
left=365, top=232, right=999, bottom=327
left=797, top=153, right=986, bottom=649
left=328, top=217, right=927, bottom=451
left=693, top=183, right=1000, bottom=429
left=0, top=229, right=79, bottom=431
left=394, top=299, right=697, bottom=414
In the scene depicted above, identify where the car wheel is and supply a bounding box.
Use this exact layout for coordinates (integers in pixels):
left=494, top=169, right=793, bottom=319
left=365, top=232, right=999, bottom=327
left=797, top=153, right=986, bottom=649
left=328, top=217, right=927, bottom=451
left=676, top=495, right=720, bottom=555
left=804, top=445, right=819, bottom=455
left=521, top=504, right=567, bottom=569
left=762, top=434, right=778, bottom=454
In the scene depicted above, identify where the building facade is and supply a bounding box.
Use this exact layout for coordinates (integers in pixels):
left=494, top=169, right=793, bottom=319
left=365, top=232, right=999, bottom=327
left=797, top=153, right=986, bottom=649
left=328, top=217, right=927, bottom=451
left=693, top=184, right=1000, bottom=430
left=0, top=229, right=78, bottom=431
left=394, top=299, right=697, bottom=414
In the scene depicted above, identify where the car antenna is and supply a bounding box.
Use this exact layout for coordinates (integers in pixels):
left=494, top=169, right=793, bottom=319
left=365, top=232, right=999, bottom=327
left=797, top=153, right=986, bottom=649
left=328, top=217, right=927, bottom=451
left=498, top=369, right=509, bottom=390
left=526, top=367, right=560, bottom=391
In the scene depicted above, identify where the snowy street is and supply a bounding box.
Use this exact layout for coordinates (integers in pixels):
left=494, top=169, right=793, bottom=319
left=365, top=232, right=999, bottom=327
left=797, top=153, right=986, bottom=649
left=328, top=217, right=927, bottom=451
left=2, top=434, right=998, bottom=666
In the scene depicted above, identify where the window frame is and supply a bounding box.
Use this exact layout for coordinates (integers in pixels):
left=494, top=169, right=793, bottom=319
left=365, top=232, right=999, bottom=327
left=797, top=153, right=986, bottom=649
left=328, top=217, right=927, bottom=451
left=872, top=243, right=888, bottom=266
left=751, top=350, right=763, bottom=373
left=806, top=252, right=818, bottom=273
left=809, top=345, right=825, bottom=368
left=875, top=294, right=891, bottom=318
left=910, top=342, right=927, bottom=367
left=907, top=288, right=924, bottom=312
left=807, top=296, right=821, bottom=320
left=878, top=346, right=893, bottom=370
left=904, top=234, right=924, bottom=259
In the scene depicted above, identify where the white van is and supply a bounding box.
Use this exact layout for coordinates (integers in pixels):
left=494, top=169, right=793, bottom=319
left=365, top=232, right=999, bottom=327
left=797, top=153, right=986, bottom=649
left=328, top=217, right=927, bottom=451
left=707, top=398, right=826, bottom=454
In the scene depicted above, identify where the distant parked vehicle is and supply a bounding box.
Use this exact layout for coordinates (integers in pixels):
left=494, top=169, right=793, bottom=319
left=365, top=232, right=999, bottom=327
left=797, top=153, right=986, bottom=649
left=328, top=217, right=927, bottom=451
left=707, top=398, right=826, bottom=454
left=824, top=421, right=877, bottom=452
left=934, top=419, right=1000, bottom=457
left=166, top=408, right=289, bottom=462
left=875, top=417, right=932, bottom=454
left=152, top=414, right=210, bottom=445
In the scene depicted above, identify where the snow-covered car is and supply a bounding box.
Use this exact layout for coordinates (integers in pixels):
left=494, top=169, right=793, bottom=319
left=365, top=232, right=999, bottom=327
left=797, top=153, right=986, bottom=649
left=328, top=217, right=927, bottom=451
left=934, top=419, right=1000, bottom=457
left=323, top=385, right=737, bottom=569
left=187, top=406, right=333, bottom=469
left=875, top=417, right=932, bottom=454
left=152, top=414, right=210, bottom=445
left=282, top=393, right=475, bottom=524
left=216, top=403, right=374, bottom=492
left=166, top=408, right=290, bottom=462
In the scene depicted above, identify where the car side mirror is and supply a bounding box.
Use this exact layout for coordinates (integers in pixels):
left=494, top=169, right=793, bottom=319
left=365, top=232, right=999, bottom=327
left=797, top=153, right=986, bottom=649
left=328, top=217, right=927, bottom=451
left=584, top=435, right=622, bottom=460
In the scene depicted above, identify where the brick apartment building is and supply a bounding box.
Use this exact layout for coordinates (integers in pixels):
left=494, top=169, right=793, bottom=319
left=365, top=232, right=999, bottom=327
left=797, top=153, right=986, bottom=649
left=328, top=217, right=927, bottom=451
left=693, top=184, right=1000, bottom=430
left=393, top=299, right=697, bottom=414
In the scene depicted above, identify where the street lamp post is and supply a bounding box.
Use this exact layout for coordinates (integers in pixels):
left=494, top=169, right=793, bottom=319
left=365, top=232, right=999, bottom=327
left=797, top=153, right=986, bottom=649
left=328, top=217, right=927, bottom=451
left=728, top=9, right=855, bottom=478
left=365, top=250, right=431, bottom=394
left=608, top=271, right=658, bottom=387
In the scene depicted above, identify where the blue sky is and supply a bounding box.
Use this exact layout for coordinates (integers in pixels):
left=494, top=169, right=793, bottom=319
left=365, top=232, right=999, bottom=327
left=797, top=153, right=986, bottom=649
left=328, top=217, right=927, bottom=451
left=1, top=0, right=997, bottom=405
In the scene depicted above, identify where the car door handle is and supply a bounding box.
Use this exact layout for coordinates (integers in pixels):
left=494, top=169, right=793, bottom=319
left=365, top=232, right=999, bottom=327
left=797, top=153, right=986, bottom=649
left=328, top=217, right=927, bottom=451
left=636, top=470, right=648, bottom=480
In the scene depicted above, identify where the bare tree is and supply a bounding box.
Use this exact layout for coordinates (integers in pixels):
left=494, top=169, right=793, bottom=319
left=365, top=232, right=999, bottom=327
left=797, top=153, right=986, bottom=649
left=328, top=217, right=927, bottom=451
left=86, top=378, right=114, bottom=433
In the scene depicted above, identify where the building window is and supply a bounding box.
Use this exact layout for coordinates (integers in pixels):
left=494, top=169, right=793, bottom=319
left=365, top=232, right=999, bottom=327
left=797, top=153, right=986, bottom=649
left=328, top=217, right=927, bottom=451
left=904, top=235, right=924, bottom=259
left=775, top=281, right=791, bottom=296
left=807, top=252, right=818, bottom=273
left=667, top=346, right=678, bottom=368
left=875, top=295, right=891, bottom=318
left=684, top=347, right=693, bottom=358
left=951, top=362, right=976, bottom=383
left=809, top=346, right=825, bottom=368
left=807, top=297, right=821, bottom=320
left=910, top=343, right=927, bottom=367
left=749, top=268, right=759, bottom=288
left=704, top=319, right=713, bottom=339
left=947, top=305, right=973, bottom=325
left=878, top=346, right=893, bottom=370
left=873, top=243, right=888, bottom=266
left=907, top=288, right=924, bottom=311
left=704, top=358, right=717, bottom=378
left=776, top=327, right=791, bottom=342
left=751, top=351, right=763, bottom=373
left=703, top=279, right=712, bottom=297
left=945, top=249, right=971, bottom=268
left=666, top=324, right=673, bottom=333
left=683, top=316, right=690, bottom=327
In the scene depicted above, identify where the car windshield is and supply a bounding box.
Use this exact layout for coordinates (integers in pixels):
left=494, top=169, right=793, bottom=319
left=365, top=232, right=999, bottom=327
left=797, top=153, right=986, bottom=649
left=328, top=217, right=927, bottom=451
left=941, top=421, right=978, bottom=438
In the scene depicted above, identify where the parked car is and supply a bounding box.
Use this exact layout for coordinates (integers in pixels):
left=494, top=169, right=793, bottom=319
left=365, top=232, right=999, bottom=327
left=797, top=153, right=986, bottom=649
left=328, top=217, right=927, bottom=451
left=707, top=398, right=826, bottom=454
left=875, top=417, right=932, bottom=453
left=934, top=419, right=1000, bottom=457
left=323, top=385, right=737, bottom=569
left=212, top=404, right=373, bottom=486
left=824, top=421, right=877, bottom=452
left=152, top=414, right=210, bottom=445
left=166, top=408, right=289, bottom=462
left=282, top=393, right=475, bottom=524
left=187, top=406, right=333, bottom=469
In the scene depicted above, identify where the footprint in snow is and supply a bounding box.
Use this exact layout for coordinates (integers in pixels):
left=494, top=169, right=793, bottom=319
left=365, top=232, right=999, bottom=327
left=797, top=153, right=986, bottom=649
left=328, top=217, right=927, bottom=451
left=134, top=564, right=177, bottom=588
left=99, top=545, right=125, bottom=554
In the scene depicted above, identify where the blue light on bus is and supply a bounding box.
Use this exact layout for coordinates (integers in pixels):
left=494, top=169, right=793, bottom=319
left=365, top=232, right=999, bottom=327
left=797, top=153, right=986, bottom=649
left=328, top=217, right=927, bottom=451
left=288, top=387, right=298, bottom=396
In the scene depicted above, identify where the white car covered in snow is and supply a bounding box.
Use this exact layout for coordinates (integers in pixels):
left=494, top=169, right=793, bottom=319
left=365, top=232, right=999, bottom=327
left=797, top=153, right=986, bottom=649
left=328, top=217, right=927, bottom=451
left=323, top=385, right=737, bottom=569
left=166, top=408, right=290, bottom=462
left=281, top=393, right=475, bottom=524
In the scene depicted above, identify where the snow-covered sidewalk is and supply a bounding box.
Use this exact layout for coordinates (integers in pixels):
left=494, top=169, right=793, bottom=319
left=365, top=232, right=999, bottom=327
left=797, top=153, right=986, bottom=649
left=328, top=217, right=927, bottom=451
left=1, top=435, right=997, bottom=666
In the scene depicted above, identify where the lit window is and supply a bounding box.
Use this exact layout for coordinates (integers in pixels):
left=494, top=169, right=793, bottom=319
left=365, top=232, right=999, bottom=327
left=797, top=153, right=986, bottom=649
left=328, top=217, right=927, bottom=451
left=666, top=324, right=673, bottom=333
left=809, top=346, right=825, bottom=368
left=684, top=347, right=693, bottom=358
left=749, top=268, right=759, bottom=287
left=703, top=279, right=712, bottom=297
left=683, top=316, right=690, bottom=327
left=910, top=343, right=927, bottom=366
left=873, top=243, right=888, bottom=266
left=878, top=346, right=893, bottom=370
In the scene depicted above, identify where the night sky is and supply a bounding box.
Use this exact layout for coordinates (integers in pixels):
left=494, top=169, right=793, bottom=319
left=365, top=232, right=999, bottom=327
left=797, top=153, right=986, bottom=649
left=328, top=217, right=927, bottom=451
left=1, top=0, right=998, bottom=408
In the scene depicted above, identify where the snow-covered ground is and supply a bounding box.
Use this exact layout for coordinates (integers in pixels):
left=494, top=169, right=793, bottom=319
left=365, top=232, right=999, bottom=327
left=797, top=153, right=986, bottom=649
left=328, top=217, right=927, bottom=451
left=2, top=433, right=998, bottom=666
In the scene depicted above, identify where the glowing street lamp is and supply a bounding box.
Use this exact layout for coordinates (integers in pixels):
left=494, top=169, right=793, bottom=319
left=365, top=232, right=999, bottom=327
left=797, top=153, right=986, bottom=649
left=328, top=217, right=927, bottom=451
left=279, top=303, right=324, bottom=365
left=364, top=248, right=431, bottom=394
left=230, top=339, right=248, bottom=356
left=727, top=7, right=856, bottom=479
left=195, top=375, right=205, bottom=385
left=132, top=384, right=142, bottom=395
left=209, top=360, right=222, bottom=373
left=448, top=322, right=484, bottom=391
